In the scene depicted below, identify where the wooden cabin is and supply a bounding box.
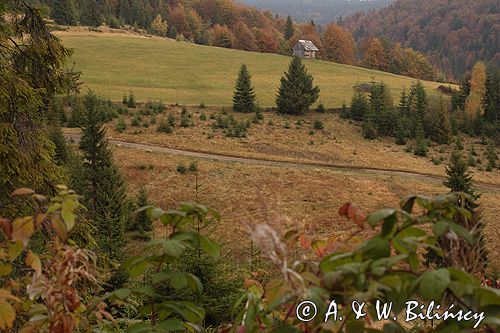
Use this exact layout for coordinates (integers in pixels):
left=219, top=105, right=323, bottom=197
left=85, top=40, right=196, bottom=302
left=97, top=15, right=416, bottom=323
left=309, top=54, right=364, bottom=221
left=292, top=40, right=319, bottom=59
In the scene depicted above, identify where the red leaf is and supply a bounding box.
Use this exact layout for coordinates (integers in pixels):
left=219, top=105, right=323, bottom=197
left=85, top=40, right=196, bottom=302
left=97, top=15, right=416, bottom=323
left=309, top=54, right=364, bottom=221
left=338, top=203, right=351, bottom=216
left=0, top=218, right=12, bottom=237
left=299, top=234, right=311, bottom=249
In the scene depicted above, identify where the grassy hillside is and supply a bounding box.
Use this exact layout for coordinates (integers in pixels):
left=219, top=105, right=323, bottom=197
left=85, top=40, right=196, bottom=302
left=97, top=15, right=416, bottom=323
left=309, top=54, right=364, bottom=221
left=59, top=30, right=448, bottom=107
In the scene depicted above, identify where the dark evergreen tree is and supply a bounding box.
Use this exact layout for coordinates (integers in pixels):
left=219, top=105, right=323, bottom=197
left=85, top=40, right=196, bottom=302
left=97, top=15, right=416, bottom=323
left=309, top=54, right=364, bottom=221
left=169, top=26, right=177, bottom=39
left=51, top=0, right=78, bottom=25
left=79, top=91, right=127, bottom=260
left=398, top=88, right=410, bottom=113
left=340, top=102, right=349, bottom=119
left=409, top=80, right=428, bottom=121
left=117, top=0, right=131, bottom=24
left=413, top=120, right=427, bottom=156
left=362, top=111, right=377, bottom=139
left=284, top=15, right=294, bottom=40
left=426, top=148, right=487, bottom=273
left=444, top=149, right=475, bottom=195
left=276, top=57, right=319, bottom=115
left=232, top=64, right=256, bottom=113
left=483, top=69, right=499, bottom=123
left=349, top=92, right=369, bottom=121
left=395, top=117, right=407, bottom=145
left=80, top=0, right=102, bottom=27
left=369, top=81, right=395, bottom=136
left=431, top=96, right=452, bottom=144
left=131, top=185, right=152, bottom=233
left=451, top=75, right=471, bottom=112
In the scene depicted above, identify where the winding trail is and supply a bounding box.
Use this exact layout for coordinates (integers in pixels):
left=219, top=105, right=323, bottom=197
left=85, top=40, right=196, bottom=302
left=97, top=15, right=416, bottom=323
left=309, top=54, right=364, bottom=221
left=66, top=134, right=500, bottom=193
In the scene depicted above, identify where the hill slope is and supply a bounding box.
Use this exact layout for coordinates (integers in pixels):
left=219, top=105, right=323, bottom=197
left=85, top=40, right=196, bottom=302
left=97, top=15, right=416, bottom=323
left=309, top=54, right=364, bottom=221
left=342, top=0, right=500, bottom=80
left=59, top=29, right=447, bottom=107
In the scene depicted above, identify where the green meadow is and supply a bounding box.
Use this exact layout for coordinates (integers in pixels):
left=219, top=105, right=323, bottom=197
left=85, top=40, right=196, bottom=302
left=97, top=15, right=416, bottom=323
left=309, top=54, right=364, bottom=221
left=60, top=31, right=449, bottom=107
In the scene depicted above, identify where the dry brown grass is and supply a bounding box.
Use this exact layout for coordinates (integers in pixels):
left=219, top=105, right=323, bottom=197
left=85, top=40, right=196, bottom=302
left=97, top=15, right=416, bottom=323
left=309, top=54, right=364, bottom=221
left=112, top=146, right=500, bottom=271
left=99, top=106, right=500, bottom=186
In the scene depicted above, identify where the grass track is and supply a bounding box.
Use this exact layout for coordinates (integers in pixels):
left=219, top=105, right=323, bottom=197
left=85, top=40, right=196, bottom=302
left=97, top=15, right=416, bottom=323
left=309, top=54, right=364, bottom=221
left=59, top=30, right=449, bottom=107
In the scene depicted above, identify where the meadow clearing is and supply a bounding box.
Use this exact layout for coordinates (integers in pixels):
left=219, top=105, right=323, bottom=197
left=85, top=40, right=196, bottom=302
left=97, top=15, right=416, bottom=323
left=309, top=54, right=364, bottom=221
left=65, top=105, right=500, bottom=269
left=57, top=28, right=450, bottom=107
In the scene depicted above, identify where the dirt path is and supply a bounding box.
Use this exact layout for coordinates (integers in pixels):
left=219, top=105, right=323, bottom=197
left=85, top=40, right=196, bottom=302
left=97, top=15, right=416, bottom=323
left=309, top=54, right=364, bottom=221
left=66, top=134, right=500, bottom=193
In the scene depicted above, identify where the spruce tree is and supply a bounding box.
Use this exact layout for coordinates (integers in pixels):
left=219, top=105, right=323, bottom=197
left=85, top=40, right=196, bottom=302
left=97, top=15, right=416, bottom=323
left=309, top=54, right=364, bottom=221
left=451, top=75, right=471, bottom=112
left=432, top=95, right=452, bottom=144
left=284, top=15, right=294, bottom=40
left=133, top=186, right=152, bottom=232
left=413, top=120, right=428, bottom=156
left=395, top=117, right=407, bottom=145
left=444, top=149, right=475, bottom=196
left=483, top=69, right=499, bottom=123
left=80, top=0, right=102, bottom=27
left=51, top=0, right=78, bottom=25
left=349, top=92, right=369, bottom=121
left=398, top=88, right=410, bottom=113
left=79, top=91, right=127, bottom=260
left=276, top=57, right=320, bottom=115
left=426, top=148, right=487, bottom=273
left=410, top=80, right=428, bottom=121
left=232, top=64, right=256, bottom=113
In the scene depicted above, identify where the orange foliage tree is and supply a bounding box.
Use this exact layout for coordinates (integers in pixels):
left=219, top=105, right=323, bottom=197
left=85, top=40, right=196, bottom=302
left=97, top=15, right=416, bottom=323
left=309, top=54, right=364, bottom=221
left=322, top=23, right=356, bottom=65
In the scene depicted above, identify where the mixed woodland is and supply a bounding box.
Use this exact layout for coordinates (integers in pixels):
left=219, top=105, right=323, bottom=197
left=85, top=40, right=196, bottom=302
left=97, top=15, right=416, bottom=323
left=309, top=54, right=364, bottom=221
left=1, top=1, right=500, bottom=333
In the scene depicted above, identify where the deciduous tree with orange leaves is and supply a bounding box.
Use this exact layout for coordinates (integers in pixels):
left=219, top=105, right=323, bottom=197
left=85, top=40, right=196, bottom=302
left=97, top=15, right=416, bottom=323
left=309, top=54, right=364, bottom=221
left=322, top=23, right=356, bottom=65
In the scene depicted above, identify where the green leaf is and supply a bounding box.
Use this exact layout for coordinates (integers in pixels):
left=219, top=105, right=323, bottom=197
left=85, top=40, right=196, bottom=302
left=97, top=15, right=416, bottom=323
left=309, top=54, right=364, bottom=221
left=123, top=256, right=150, bottom=277
left=360, top=236, right=390, bottom=260
left=170, top=272, right=187, bottom=289
left=449, top=222, right=473, bottom=244
left=148, top=208, right=164, bottom=219
left=185, top=273, right=203, bottom=294
left=433, top=220, right=448, bottom=237
left=400, top=196, right=416, bottom=213
left=114, top=288, right=131, bottom=300
left=320, top=252, right=353, bottom=272
left=367, top=209, right=396, bottom=228
left=381, top=214, right=397, bottom=236
left=125, top=323, right=154, bottom=333
left=157, top=319, right=185, bottom=331
left=198, top=235, right=220, bottom=258
left=418, top=269, right=450, bottom=300
left=161, top=240, right=187, bottom=258
left=475, top=287, right=500, bottom=307
left=133, top=285, right=155, bottom=297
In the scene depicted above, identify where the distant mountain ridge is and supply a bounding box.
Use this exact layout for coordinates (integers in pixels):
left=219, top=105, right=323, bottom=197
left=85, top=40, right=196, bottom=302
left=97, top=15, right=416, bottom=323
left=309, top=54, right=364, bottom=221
left=238, top=0, right=393, bottom=24
left=341, top=0, right=500, bottom=80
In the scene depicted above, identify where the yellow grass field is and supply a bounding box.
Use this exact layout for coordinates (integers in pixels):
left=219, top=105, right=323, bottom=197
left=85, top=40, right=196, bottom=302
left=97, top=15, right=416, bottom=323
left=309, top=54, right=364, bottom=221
left=57, top=28, right=451, bottom=107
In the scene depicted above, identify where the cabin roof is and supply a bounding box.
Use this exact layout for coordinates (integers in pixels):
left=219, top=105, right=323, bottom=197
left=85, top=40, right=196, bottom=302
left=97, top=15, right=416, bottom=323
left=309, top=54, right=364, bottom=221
left=294, top=40, right=319, bottom=51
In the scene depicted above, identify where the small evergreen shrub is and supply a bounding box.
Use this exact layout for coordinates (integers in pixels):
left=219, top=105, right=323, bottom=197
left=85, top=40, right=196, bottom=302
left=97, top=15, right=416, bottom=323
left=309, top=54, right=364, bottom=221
left=189, top=161, right=198, bottom=172
left=313, top=119, right=324, bottom=130
left=157, top=120, right=172, bottom=133
left=168, top=113, right=176, bottom=127
left=316, top=103, right=325, bottom=113
left=115, top=118, right=127, bottom=133
left=176, top=163, right=187, bottom=174
left=131, top=116, right=140, bottom=127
